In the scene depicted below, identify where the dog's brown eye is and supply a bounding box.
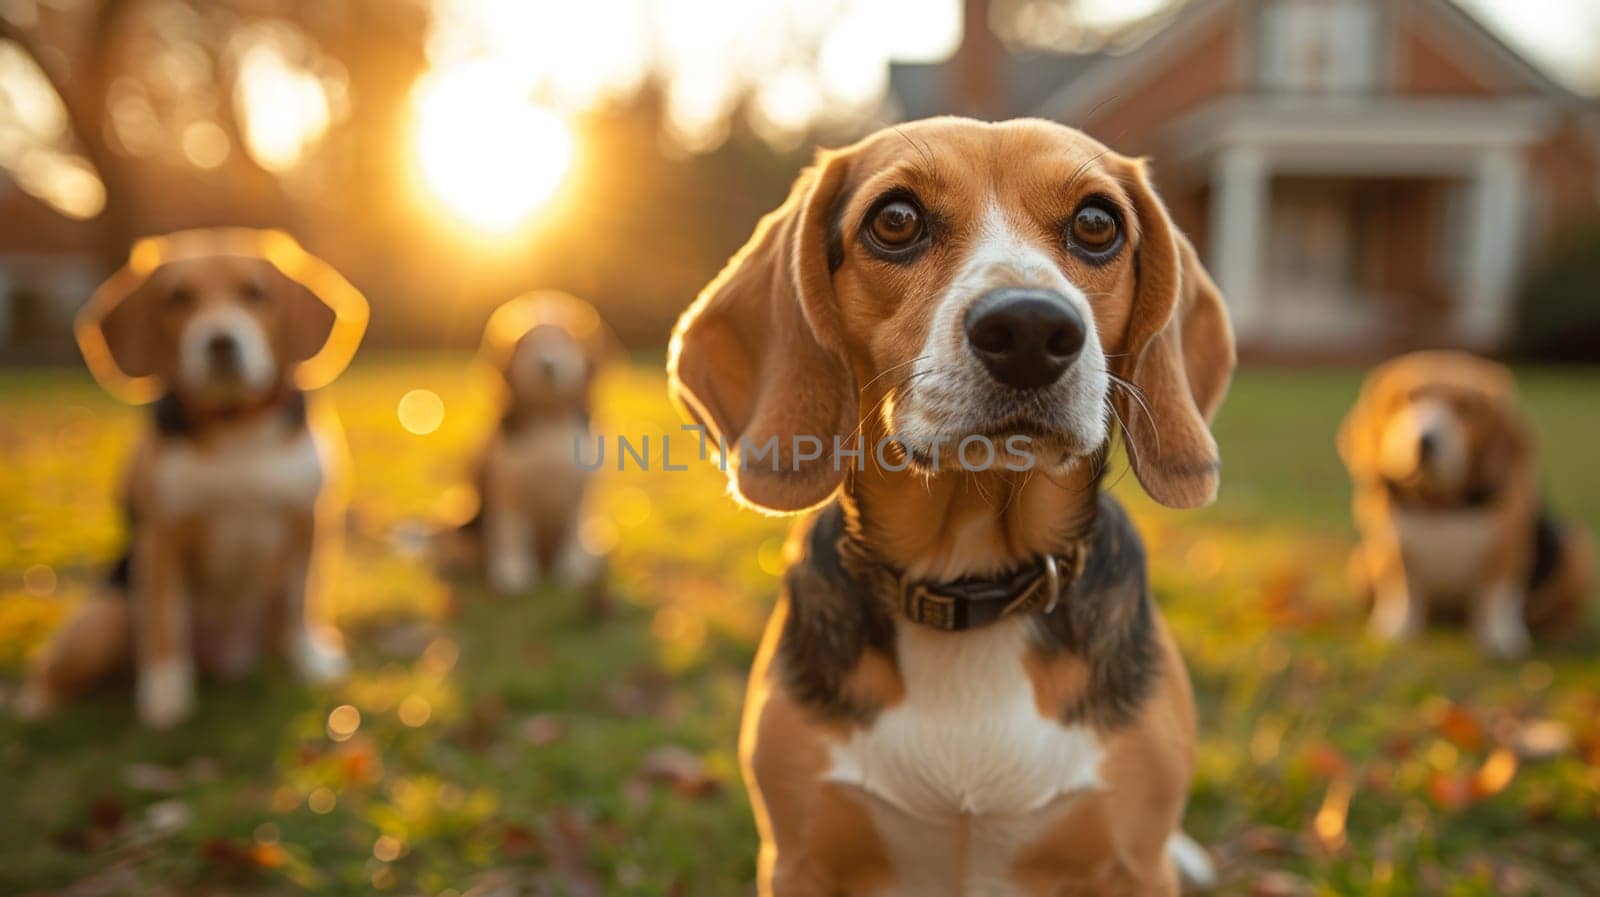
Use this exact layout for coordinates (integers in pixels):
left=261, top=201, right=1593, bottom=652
left=168, top=287, right=193, bottom=310
left=870, top=200, right=923, bottom=248
left=1070, top=204, right=1119, bottom=254
left=240, top=281, right=265, bottom=304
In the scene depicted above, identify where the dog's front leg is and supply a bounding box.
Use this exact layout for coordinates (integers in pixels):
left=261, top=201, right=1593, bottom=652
left=485, top=501, right=539, bottom=594
left=1367, top=542, right=1423, bottom=642
left=134, top=529, right=195, bottom=728
left=759, top=851, right=834, bottom=897
left=553, top=522, right=601, bottom=586
left=283, top=511, right=350, bottom=683
left=1472, top=580, right=1532, bottom=659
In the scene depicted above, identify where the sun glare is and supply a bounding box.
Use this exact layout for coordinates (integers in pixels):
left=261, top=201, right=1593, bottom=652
left=412, top=64, right=574, bottom=232
left=234, top=37, right=334, bottom=172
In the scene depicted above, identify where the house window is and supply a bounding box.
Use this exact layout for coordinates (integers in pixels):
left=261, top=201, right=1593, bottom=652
left=1258, top=0, right=1380, bottom=92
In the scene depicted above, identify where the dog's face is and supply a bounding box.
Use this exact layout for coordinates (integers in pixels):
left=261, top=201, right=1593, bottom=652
left=1340, top=352, right=1530, bottom=501
left=670, top=118, right=1234, bottom=512
left=829, top=124, right=1134, bottom=467
left=78, top=229, right=369, bottom=408
left=482, top=291, right=614, bottom=409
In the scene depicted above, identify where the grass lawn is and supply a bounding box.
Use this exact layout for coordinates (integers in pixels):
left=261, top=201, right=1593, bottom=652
left=1, top=356, right=1598, bottom=896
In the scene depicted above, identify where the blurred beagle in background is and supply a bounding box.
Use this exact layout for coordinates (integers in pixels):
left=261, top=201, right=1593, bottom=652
left=1340, top=350, right=1592, bottom=658
left=456, top=291, right=613, bottom=597
left=18, top=228, right=368, bottom=728
left=670, top=118, right=1232, bottom=896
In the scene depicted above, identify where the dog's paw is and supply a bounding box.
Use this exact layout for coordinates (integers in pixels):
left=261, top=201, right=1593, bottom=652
left=1475, top=609, right=1532, bottom=660
left=1368, top=586, right=1421, bottom=642
left=1474, top=584, right=1532, bottom=660
left=555, top=539, right=602, bottom=586
left=488, top=553, right=537, bottom=594
left=138, top=659, right=195, bottom=729
left=289, top=631, right=350, bottom=684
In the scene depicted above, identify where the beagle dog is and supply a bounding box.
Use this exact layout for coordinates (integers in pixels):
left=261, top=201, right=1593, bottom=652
left=669, top=118, right=1234, bottom=896
left=18, top=228, right=368, bottom=728
left=458, top=291, right=611, bottom=596
left=1339, top=350, right=1592, bottom=658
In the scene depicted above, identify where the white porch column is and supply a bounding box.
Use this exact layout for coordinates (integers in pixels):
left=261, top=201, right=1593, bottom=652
left=1458, top=147, right=1526, bottom=347
left=1209, top=144, right=1268, bottom=343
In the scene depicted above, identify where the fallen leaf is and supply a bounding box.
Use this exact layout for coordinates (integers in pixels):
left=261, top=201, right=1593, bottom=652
left=500, top=823, right=540, bottom=859
left=1436, top=706, right=1485, bottom=751
left=90, top=796, right=126, bottom=833
left=1306, top=741, right=1350, bottom=779
left=251, top=841, right=288, bottom=869
left=517, top=714, right=567, bottom=747
left=1427, top=771, right=1471, bottom=810
left=541, top=810, right=603, bottom=897
left=1252, top=870, right=1312, bottom=897
left=640, top=745, right=720, bottom=798
left=1470, top=748, right=1518, bottom=799
left=1238, top=826, right=1301, bottom=857
left=1311, top=777, right=1353, bottom=851
left=200, top=837, right=259, bottom=876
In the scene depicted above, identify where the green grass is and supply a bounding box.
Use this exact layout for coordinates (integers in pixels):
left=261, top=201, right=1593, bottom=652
left=1, top=357, right=1598, bottom=896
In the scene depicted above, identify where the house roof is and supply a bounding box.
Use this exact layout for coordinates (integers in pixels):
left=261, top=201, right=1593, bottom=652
left=1034, top=0, right=1593, bottom=124
left=888, top=49, right=1105, bottom=123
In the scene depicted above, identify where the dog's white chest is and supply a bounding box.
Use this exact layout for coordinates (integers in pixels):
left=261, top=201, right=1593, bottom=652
left=824, top=619, right=1103, bottom=892
left=151, top=422, right=326, bottom=519
left=1393, top=507, right=1498, bottom=593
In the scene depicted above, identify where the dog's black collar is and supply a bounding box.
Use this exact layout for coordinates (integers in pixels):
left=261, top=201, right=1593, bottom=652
left=838, top=532, right=1089, bottom=632
left=151, top=388, right=307, bottom=440
left=1383, top=478, right=1497, bottom=510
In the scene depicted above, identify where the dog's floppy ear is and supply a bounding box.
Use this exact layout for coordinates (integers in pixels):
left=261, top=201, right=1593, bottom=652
left=76, top=236, right=175, bottom=403
left=1115, top=159, right=1236, bottom=509
left=669, top=150, right=856, bottom=513
left=256, top=231, right=369, bottom=390
left=1337, top=361, right=1399, bottom=481
left=1460, top=358, right=1535, bottom=488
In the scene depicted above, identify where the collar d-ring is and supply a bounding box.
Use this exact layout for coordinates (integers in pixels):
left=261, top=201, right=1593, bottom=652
left=1042, top=553, right=1062, bottom=615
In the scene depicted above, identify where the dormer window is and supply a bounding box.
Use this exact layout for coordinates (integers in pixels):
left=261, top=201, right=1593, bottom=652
left=1258, top=0, right=1381, bottom=92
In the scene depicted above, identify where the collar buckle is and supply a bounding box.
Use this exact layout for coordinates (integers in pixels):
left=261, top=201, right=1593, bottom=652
left=901, top=581, right=960, bottom=630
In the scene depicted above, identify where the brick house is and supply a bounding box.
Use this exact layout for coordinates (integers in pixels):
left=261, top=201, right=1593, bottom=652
left=1036, top=0, right=1600, bottom=354
left=0, top=177, right=99, bottom=359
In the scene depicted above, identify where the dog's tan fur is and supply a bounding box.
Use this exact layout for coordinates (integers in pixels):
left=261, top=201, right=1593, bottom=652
left=461, top=291, right=612, bottom=595
left=1340, top=350, right=1592, bottom=657
left=670, top=118, right=1234, bottom=896
left=18, top=228, right=367, bottom=728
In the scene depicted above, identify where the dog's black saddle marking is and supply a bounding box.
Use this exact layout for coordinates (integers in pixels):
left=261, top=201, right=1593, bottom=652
left=1528, top=509, right=1563, bottom=591
left=778, top=494, right=1159, bottom=729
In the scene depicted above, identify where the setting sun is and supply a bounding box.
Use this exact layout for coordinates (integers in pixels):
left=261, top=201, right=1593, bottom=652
left=412, top=63, right=574, bottom=232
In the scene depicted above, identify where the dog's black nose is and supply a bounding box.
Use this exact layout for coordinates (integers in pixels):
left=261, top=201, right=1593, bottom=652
left=207, top=333, right=238, bottom=366
left=1418, top=431, right=1438, bottom=462
left=964, top=289, right=1086, bottom=390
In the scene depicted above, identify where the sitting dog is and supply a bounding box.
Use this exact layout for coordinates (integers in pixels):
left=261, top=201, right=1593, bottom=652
left=458, top=291, right=612, bottom=597
left=18, top=228, right=368, bottom=728
left=669, top=118, right=1233, bottom=896
left=1339, top=350, right=1591, bottom=657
